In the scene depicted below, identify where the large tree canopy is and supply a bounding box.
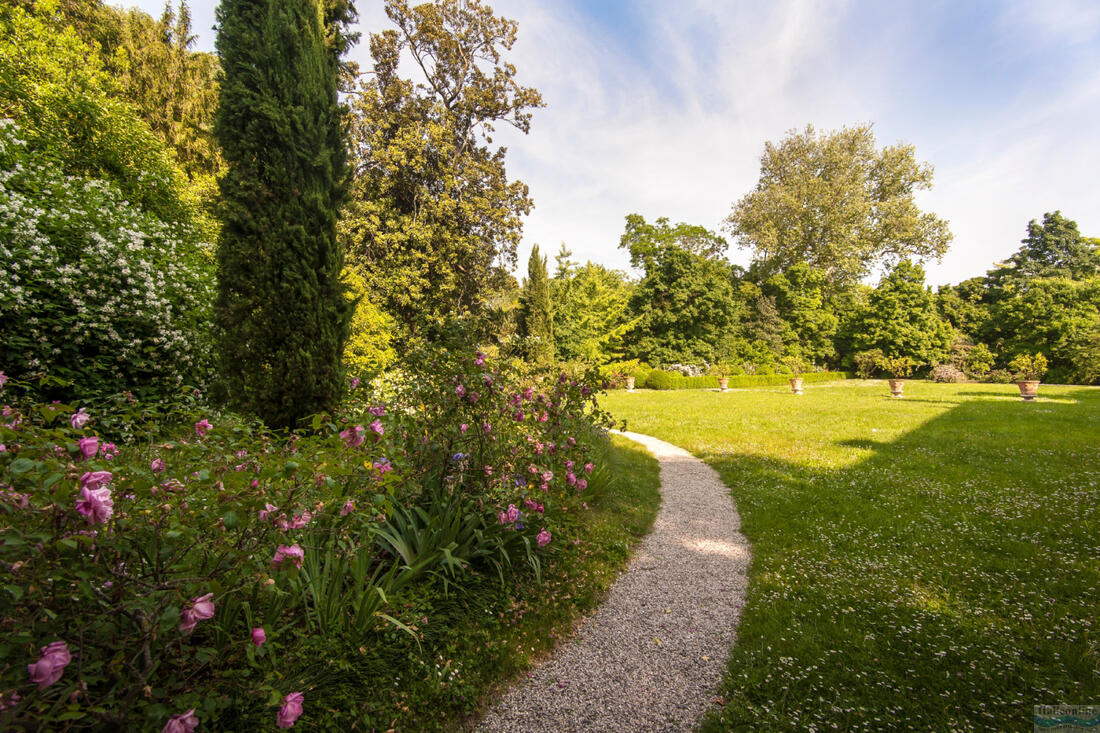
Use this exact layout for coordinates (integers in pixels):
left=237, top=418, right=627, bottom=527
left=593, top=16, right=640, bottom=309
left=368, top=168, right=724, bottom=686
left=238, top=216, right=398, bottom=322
left=341, top=0, right=542, bottom=344
left=726, top=124, right=952, bottom=289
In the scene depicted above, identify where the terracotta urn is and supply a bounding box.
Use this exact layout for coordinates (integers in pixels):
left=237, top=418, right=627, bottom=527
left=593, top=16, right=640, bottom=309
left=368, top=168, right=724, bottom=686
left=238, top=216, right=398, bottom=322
left=789, top=377, right=804, bottom=395
left=626, top=376, right=636, bottom=392
left=1016, top=380, right=1039, bottom=401
left=718, top=377, right=729, bottom=392
left=888, top=379, right=905, bottom=399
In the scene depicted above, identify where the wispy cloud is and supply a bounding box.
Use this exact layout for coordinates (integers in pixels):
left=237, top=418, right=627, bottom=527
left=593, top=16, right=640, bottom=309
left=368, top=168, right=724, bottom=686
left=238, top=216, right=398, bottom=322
left=133, top=0, right=1100, bottom=286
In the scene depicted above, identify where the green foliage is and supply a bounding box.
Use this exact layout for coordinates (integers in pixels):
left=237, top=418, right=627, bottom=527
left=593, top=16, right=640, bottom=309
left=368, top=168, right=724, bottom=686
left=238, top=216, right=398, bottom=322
left=639, top=370, right=850, bottom=390
left=761, top=263, right=839, bottom=367
left=517, top=245, right=555, bottom=364
left=0, top=4, right=205, bottom=233
left=551, top=252, right=635, bottom=364
left=213, top=0, right=353, bottom=428
left=993, top=211, right=1100, bottom=284
left=620, top=213, right=727, bottom=269
left=878, top=354, right=916, bottom=378
left=726, top=123, right=952, bottom=289
left=341, top=0, right=542, bottom=344
left=621, top=215, right=740, bottom=365
left=848, top=260, right=954, bottom=367
left=963, top=343, right=996, bottom=377
left=0, top=344, right=615, bottom=728
left=853, top=349, right=884, bottom=378
left=0, top=121, right=215, bottom=399
left=1008, top=352, right=1048, bottom=381
left=342, top=264, right=396, bottom=377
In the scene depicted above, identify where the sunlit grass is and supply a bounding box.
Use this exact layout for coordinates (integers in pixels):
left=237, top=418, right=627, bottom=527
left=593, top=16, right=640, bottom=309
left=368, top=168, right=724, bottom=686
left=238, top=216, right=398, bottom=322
left=603, top=381, right=1100, bottom=731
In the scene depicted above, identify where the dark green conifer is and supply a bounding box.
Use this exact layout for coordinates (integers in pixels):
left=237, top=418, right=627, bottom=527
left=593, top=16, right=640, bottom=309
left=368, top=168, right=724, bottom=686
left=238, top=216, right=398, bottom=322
left=213, top=0, right=355, bottom=428
left=519, top=244, right=555, bottom=363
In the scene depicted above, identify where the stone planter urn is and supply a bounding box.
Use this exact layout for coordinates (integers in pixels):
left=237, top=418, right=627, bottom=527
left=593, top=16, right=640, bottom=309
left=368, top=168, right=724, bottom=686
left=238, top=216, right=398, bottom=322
left=718, top=377, right=729, bottom=392
left=789, top=377, right=804, bottom=395
left=1016, top=380, right=1039, bottom=401
left=888, top=379, right=905, bottom=399
left=626, top=376, right=636, bottom=392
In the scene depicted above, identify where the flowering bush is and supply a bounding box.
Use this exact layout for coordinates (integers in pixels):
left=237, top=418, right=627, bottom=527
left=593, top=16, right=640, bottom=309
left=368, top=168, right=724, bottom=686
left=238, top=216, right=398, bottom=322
left=0, top=347, right=613, bottom=728
left=930, top=363, right=966, bottom=383
left=0, top=119, right=215, bottom=399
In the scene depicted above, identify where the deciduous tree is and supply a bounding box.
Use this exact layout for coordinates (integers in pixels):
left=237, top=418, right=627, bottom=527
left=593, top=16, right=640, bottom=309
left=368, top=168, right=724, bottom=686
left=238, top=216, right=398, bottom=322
left=726, top=124, right=952, bottom=289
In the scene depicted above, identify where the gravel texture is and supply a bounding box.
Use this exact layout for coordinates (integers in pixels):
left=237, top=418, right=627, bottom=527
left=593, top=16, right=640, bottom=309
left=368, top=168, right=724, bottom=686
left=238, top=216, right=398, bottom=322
left=477, top=431, right=750, bottom=732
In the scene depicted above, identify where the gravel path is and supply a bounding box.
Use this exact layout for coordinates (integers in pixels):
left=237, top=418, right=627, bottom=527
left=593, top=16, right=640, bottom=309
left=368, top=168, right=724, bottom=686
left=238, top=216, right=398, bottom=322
left=477, top=431, right=751, bottom=733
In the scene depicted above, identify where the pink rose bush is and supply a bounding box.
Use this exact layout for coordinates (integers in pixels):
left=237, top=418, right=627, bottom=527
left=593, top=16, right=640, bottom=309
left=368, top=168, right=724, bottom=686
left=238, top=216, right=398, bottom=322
left=0, top=341, right=612, bottom=727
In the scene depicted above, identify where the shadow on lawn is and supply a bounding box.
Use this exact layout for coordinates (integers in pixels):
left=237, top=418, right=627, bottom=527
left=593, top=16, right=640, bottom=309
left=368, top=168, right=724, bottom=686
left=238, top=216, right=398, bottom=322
left=696, top=386, right=1100, bottom=730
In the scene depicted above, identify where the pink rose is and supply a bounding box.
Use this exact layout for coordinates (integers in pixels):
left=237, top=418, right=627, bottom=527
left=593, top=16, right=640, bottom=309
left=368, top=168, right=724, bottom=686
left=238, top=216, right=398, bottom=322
left=474, top=351, right=486, bottom=366
left=162, top=709, right=199, bottom=733
left=194, top=419, right=212, bottom=437
left=179, top=593, right=215, bottom=633
left=505, top=504, right=519, bottom=523
left=350, top=377, right=360, bottom=388
left=541, top=470, right=553, bottom=483
left=369, top=419, right=384, bottom=437
left=75, top=486, right=113, bottom=524
left=536, top=528, right=552, bottom=548
left=69, top=408, right=90, bottom=430
left=272, top=544, right=304, bottom=570
left=576, top=478, right=588, bottom=491
left=522, top=387, right=534, bottom=400
left=277, top=692, right=304, bottom=728
left=455, top=384, right=466, bottom=397
left=151, top=458, right=166, bottom=472
left=339, top=425, right=365, bottom=448
left=566, top=471, right=577, bottom=486
left=460, top=423, right=469, bottom=433
left=584, top=462, right=594, bottom=474
left=77, top=436, right=99, bottom=460
left=340, top=499, right=355, bottom=516
left=27, top=641, right=70, bottom=690
left=251, top=627, right=266, bottom=647
left=80, top=471, right=113, bottom=491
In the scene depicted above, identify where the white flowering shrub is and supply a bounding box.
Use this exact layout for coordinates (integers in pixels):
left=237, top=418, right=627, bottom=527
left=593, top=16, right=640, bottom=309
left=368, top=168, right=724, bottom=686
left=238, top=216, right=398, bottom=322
left=0, top=119, right=215, bottom=397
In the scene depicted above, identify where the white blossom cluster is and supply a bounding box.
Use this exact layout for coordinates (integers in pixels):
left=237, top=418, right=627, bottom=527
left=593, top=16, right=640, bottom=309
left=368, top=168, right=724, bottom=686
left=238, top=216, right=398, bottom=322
left=0, top=119, right=215, bottom=393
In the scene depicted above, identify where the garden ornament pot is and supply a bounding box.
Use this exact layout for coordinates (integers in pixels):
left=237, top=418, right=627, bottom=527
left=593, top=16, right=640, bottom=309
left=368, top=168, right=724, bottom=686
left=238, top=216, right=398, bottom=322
left=626, top=376, right=635, bottom=392
left=1017, top=380, right=1039, bottom=401
left=789, top=377, right=803, bottom=395
left=718, top=377, right=729, bottom=392
left=888, top=379, right=904, bottom=398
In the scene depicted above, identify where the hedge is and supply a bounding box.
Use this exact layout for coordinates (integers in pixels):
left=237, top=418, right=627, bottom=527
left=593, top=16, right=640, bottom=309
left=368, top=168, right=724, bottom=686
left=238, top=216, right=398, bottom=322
left=636, top=371, right=853, bottom=390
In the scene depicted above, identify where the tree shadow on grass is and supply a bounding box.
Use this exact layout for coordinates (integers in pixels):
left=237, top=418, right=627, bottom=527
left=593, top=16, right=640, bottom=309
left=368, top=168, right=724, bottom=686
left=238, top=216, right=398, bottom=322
left=693, top=387, right=1100, bottom=731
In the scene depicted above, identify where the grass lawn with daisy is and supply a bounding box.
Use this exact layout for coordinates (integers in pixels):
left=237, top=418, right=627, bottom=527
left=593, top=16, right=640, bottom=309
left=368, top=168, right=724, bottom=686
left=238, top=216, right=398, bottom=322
left=603, top=380, right=1100, bottom=731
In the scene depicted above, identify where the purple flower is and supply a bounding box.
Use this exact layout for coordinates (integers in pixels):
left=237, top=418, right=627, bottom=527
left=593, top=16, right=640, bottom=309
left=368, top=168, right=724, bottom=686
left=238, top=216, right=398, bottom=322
left=513, top=411, right=524, bottom=422
left=340, top=499, right=355, bottom=516
left=460, top=423, right=469, bottom=433
left=369, top=419, right=384, bottom=437
left=350, top=377, right=360, bottom=389
left=340, top=425, right=365, bottom=448
left=69, top=408, right=90, bottom=430
left=194, top=419, right=212, bottom=437
left=77, top=436, right=100, bottom=460
left=506, top=504, right=520, bottom=523
left=475, top=352, right=486, bottom=366
left=522, top=387, right=534, bottom=400
left=467, top=391, right=480, bottom=404
left=272, top=544, right=304, bottom=570
left=455, top=384, right=467, bottom=397
left=75, top=486, right=113, bottom=524
left=536, top=528, right=552, bottom=547
left=541, top=470, right=553, bottom=483
left=162, top=709, right=199, bottom=733
left=538, top=412, right=549, bottom=423
left=576, top=478, right=588, bottom=491
left=0, top=372, right=7, bottom=387
left=277, top=692, right=304, bottom=728
left=584, top=462, right=594, bottom=474
left=80, top=471, right=113, bottom=491
left=369, top=405, right=386, bottom=417
left=101, top=442, right=119, bottom=460
left=179, top=593, right=215, bottom=633
left=27, top=641, right=70, bottom=690
left=566, top=471, right=577, bottom=486
left=151, top=458, right=166, bottom=472
left=251, top=627, right=266, bottom=647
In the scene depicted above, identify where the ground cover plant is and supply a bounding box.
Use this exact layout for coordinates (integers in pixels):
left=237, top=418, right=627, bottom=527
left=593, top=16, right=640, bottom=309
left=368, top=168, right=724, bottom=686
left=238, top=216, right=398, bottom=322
left=604, top=381, right=1100, bottom=731
left=0, top=349, right=662, bottom=729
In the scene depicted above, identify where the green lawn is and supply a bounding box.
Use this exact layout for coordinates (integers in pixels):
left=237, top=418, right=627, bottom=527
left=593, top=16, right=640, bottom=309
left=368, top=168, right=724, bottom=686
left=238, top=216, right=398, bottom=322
left=602, top=381, right=1100, bottom=731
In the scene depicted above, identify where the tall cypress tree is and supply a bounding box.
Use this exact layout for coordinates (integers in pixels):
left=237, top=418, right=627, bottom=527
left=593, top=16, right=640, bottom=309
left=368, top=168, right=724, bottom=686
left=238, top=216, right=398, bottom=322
left=214, top=0, right=355, bottom=428
left=519, top=245, right=554, bottom=363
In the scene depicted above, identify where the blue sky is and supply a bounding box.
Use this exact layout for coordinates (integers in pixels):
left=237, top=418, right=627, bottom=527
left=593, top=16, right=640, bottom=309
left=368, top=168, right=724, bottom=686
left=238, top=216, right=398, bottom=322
left=127, top=0, right=1100, bottom=287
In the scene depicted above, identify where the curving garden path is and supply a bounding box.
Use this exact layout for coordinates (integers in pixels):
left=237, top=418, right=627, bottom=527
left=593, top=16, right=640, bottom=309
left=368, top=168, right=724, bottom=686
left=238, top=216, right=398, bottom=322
left=478, top=431, right=751, bottom=732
